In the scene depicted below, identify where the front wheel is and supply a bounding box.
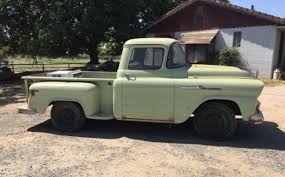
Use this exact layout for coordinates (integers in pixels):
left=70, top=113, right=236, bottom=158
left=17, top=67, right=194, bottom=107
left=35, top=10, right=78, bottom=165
left=194, top=103, right=237, bottom=140
left=51, top=102, right=86, bottom=132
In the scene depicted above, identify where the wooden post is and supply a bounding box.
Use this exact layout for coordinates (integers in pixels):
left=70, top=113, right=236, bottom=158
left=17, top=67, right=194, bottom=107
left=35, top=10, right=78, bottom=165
left=42, top=64, right=45, bottom=72
left=11, top=64, right=15, bottom=74
left=24, top=80, right=29, bottom=102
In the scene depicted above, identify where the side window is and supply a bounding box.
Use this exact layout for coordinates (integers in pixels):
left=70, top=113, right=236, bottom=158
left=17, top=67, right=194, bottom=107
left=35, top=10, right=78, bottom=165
left=167, top=43, right=187, bottom=69
left=233, top=31, right=242, bottom=47
left=128, top=48, right=164, bottom=70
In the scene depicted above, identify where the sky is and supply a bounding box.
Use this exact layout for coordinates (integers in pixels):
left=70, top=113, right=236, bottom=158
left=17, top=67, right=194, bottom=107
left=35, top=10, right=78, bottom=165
left=231, top=0, right=285, bottom=17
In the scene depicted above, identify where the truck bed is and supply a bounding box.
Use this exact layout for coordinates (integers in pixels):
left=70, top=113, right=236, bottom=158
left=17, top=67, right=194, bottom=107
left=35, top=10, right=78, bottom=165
left=22, top=71, right=117, bottom=117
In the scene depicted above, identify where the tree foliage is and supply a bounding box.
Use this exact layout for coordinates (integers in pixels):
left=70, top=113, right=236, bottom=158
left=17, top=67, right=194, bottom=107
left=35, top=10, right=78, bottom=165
left=1, top=0, right=226, bottom=63
left=220, top=0, right=230, bottom=3
left=104, top=0, right=188, bottom=56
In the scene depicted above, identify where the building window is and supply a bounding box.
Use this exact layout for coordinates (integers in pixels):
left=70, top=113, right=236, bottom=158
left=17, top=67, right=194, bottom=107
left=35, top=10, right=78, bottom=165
left=233, top=31, right=242, bottom=47
left=186, top=42, right=215, bottom=64
left=128, top=48, right=164, bottom=70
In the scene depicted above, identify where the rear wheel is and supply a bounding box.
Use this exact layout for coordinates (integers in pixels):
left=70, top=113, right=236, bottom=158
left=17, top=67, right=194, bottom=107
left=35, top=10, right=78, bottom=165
left=51, top=102, right=86, bottom=132
left=194, top=103, right=237, bottom=140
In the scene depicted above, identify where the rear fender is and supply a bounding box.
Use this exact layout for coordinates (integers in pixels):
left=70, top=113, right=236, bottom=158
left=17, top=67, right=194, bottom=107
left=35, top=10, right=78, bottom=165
left=28, top=82, right=100, bottom=116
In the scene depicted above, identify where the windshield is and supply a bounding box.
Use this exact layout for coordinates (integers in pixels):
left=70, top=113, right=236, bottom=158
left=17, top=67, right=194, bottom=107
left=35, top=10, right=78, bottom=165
left=167, top=42, right=187, bottom=69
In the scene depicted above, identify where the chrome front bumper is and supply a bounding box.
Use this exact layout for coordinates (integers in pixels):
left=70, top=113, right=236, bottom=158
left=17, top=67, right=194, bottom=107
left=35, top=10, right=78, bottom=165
left=250, top=110, right=264, bottom=125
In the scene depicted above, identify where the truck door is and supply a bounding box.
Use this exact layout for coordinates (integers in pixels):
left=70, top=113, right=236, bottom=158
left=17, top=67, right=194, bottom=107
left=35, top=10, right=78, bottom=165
left=121, top=46, right=174, bottom=122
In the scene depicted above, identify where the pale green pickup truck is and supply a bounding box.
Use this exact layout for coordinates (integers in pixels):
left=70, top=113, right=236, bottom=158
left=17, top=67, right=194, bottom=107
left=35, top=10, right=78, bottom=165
left=22, top=38, right=264, bottom=140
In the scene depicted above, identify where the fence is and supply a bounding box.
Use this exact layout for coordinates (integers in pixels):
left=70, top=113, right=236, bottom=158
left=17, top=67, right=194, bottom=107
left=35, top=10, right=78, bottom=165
left=8, top=63, right=87, bottom=74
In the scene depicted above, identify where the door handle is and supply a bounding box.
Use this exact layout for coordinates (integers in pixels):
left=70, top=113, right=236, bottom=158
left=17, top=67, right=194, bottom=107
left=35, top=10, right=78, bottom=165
left=125, top=73, right=136, bottom=81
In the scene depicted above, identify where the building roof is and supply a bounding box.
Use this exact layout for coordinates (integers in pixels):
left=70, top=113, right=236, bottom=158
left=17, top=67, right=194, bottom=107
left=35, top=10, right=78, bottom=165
left=124, top=38, right=176, bottom=46
left=148, top=0, right=285, bottom=30
left=179, top=29, right=219, bottom=44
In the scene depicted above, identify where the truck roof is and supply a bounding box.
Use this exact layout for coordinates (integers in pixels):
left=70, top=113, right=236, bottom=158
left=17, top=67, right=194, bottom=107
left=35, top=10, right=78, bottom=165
left=124, top=38, right=177, bottom=46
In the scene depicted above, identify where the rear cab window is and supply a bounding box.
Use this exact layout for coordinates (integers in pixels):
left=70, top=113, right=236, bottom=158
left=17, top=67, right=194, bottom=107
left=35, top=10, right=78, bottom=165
left=167, top=42, right=187, bottom=69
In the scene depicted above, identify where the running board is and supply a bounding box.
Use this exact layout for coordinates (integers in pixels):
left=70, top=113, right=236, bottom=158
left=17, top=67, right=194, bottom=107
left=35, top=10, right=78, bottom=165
left=87, top=114, right=114, bottom=120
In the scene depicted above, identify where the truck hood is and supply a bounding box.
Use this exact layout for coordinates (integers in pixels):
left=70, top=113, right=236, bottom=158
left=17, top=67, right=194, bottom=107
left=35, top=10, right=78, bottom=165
left=188, top=64, right=251, bottom=78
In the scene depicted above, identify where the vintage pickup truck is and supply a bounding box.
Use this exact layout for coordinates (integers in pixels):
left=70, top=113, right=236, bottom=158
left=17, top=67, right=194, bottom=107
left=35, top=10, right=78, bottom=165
left=22, top=38, right=264, bottom=140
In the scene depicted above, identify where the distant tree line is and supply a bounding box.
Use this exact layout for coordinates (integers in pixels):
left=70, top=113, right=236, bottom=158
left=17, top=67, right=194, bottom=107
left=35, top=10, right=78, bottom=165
left=0, top=0, right=185, bottom=63
left=0, top=0, right=229, bottom=63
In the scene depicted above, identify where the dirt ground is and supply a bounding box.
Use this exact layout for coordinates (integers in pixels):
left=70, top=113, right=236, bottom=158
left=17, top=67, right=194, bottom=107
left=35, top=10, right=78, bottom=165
left=0, top=81, right=285, bottom=177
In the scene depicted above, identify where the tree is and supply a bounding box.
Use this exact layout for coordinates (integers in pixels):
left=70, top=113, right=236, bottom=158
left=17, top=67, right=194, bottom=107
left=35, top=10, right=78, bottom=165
left=0, top=0, right=190, bottom=63
left=0, top=0, right=111, bottom=63
left=105, top=0, right=189, bottom=56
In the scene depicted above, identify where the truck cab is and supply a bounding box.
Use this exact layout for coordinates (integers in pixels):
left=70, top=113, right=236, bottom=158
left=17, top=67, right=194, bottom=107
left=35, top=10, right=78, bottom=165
left=22, top=38, right=264, bottom=140
left=114, top=38, right=189, bottom=123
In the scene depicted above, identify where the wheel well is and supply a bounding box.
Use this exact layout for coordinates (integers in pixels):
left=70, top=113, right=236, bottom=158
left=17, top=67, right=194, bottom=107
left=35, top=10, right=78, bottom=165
left=50, top=101, right=85, bottom=113
left=195, top=100, right=242, bottom=116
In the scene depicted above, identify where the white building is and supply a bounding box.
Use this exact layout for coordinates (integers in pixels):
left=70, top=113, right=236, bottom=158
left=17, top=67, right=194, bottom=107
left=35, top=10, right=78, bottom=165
left=147, top=0, right=285, bottom=79
left=215, top=26, right=283, bottom=78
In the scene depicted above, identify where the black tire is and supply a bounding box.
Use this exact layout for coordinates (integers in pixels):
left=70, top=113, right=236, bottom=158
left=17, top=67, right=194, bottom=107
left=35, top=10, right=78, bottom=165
left=0, top=67, right=13, bottom=81
left=194, top=103, right=237, bottom=140
left=51, top=102, right=86, bottom=132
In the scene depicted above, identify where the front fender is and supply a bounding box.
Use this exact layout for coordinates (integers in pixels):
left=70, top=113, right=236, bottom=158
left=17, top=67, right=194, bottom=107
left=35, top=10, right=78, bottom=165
left=174, top=78, right=264, bottom=123
left=28, top=82, right=100, bottom=116
left=199, top=96, right=257, bottom=121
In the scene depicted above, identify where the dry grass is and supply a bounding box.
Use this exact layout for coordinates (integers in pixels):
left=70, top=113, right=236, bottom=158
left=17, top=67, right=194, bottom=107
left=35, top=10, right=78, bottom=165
left=263, top=80, right=285, bottom=87
left=9, top=55, right=89, bottom=64
left=6, top=56, right=89, bottom=73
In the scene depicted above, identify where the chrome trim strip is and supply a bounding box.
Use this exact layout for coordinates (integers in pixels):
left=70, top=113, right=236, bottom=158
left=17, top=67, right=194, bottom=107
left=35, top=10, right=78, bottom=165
left=181, top=85, right=223, bottom=91
left=180, top=86, right=201, bottom=90
left=199, top=85, right=223, bottom=91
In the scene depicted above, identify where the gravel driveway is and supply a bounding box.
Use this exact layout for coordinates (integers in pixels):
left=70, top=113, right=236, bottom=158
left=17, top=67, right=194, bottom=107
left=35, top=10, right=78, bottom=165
left=0, top=81, right=285, bottom=177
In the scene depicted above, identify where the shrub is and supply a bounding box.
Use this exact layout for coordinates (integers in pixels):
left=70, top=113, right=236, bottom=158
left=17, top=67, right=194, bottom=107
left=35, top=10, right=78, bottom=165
left=218, top=47, right=242, bottom=68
